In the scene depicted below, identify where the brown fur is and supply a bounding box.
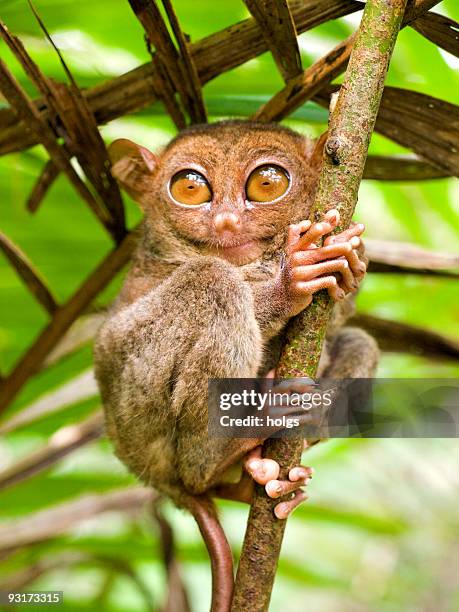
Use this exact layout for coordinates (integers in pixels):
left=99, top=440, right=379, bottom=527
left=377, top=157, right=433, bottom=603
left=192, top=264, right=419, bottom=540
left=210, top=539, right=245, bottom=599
left=93, top=120, right=379, bottom=611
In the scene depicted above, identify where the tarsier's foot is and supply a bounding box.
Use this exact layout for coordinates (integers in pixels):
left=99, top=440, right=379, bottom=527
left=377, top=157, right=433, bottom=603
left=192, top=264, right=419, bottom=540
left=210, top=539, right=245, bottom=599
left=244, top=447, right=313, bottom=519
left=284, top=209, right=367, bottom=316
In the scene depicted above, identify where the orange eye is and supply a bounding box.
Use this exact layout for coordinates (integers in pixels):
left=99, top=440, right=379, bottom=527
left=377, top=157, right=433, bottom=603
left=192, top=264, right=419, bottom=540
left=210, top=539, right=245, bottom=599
left=170, top=170, right=212, bottom=206
left=246, top=165, right=290, bottom=202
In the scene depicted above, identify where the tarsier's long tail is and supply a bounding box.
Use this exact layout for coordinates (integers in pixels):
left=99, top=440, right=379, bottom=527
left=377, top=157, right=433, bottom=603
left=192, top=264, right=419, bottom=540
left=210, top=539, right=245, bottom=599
left=183, top=494, right=234, bottom=612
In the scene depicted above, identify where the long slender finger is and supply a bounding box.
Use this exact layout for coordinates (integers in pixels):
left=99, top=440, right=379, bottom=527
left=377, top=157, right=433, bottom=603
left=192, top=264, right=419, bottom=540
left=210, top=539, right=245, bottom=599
left=291, top=244, right=365, bottom=287
left=287, top=220, right=312, bottom=252
left=289, top=220, right=312, bottom=237
left=289, top=210, right=340, bottom=253
left=291, top=242, right=353, bottom=266
left=270, top=380, right=315, bottom=396
left=351, top=237, right=369, bottom=268
left=296, top=221, right=335, bottom=251
left=292, top=259, right=357, bottom=292
left=323, top=222, right=365, bottom=246
left=274, top=490, right=308, bottom=519
left=266, top=477, right=310, bottom=499
left=346, top=249, right=367, bottom=278
left=293, top=276, right=345, bottom=301
left=350, top=236, right=361, bottom=249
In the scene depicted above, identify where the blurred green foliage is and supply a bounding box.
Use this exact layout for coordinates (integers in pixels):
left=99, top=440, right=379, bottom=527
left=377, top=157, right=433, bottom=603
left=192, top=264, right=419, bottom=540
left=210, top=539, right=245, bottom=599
left=0, top=1, right=459, bottom=611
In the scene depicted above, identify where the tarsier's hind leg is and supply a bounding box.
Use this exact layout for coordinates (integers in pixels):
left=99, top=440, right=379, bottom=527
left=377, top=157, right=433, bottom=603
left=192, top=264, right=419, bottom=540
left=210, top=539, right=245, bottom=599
left=323, top=326, right=379, bottom=378
left=241, top=327, right=379, bottom=517
left=316, top=327, right=379, bottom=441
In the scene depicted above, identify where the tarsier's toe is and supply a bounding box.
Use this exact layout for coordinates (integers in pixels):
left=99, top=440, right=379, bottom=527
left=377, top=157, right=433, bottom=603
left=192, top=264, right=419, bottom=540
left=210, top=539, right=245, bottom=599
left=265, top=464, right=313, bottom=518
left=289, top=465, right=314, bottom=481
left=245, top=456, right=280, bottom=485
left=274, top=490, right=308, bottom=519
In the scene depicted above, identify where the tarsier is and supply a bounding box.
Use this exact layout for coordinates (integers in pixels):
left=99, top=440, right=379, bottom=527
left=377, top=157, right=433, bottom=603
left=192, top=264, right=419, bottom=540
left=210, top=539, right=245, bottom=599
left=94, top=121, right=378, bottom=611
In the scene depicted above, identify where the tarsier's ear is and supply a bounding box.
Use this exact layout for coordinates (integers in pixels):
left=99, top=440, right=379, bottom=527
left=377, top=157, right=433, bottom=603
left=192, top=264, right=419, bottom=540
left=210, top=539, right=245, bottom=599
left=308, top=131, right=328, bottom=170
left=108, top=139, right=157, bottom=198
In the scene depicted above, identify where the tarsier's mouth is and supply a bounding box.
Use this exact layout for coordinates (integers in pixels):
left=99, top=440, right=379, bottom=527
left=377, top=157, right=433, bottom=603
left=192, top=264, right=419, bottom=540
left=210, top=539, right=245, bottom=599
left=214, top=240, right=255, bottom=251
left=210, top=240, right=263, bottom=265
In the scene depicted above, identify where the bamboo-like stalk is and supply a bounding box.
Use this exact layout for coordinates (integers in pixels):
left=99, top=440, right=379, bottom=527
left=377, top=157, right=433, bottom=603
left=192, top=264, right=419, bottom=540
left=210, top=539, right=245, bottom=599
left=231, top=1, right=408, bottom=610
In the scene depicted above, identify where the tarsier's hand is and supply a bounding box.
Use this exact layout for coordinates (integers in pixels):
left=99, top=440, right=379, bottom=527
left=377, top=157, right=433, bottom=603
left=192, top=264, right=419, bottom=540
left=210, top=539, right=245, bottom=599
left=281, top=209, right=367, bottom=317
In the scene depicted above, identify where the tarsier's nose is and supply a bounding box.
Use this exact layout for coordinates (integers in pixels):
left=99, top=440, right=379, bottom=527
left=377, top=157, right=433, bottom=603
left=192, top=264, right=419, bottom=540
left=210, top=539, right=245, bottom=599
left=213, top=211, right=241, bottom=234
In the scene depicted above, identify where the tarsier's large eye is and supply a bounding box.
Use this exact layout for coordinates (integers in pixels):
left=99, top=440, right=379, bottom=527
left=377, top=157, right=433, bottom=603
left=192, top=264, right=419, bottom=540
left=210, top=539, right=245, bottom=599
left=246, top=164, right=290, bottom=202
left=170, top=170, right=212, bottom=206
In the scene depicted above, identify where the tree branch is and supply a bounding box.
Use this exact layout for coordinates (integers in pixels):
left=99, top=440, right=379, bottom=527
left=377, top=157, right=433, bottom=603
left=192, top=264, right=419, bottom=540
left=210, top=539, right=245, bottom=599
left=0, top=229, right=137, bottom=415
left=0, top=411, right=103, bottom=491
left=351, top=313, right=459, bottom=361
left=232, top=1, right=408, bottom=609
left=0, top=230, right=58, bottom=315
left=0, top=487, right=155, bottom=551
left=152, top=500, right=191, bottom=612
left=243, top=0, right=302, bottom=82
left=0, top=0, right=364, bottom=156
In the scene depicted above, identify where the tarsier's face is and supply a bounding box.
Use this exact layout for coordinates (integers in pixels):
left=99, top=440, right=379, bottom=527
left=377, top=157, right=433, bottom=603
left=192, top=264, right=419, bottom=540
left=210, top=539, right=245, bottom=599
left=110, top=121, right=321, bottom=265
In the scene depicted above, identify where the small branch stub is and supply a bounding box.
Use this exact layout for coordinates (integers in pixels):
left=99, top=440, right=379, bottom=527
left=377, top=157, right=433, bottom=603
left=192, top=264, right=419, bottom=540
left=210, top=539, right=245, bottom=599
left=325, top=135, right=342, bottom=165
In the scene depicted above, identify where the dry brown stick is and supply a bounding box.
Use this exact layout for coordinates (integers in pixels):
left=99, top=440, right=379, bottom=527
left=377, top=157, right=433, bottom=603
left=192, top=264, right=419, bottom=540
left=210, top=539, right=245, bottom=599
left=375, top=110, right=459, bottom=178
left=243, top=0, right=302, bottom=81
left=0, top=229, right=137, bottom=415
left=0, top=487, right=156, bottom=551
left=253, top=33, right=355, bottom=122
left=152, top=501, right=192, bottom=612
left=365, top=238, right=459, bottom=277
left=314, top=85, right=459, bottom=177
left=368, top=262, right=459, bottom=279
left=26, top=159, right=60, bottom=213
left=0, top=19, right=126, bottom=240
left=0, top=0, right=364, bottom=155
left=252, top=0, right=442, bottom=122
left=193, top=0, right=362, bottom=84
left=0, top=19, right=62, bottom=133
left=129, top=0, right=207, bottom=125
left=161, top=0, right=207, bottom=124
left=0, top=230, right=58, bottom=315
left=377, top=89, right=459, bottom=165
left=363, top=154, right=449, bottom=180
left=127, top=0, right=187, bottom=128
left=44, top=80, right=126, bottom=241
left=232, top=1, right=408, bottom=609
left=411, top=11, right=459, bottom=57
left=0, top=59, right=115, bottom=239
left=0, top=411, right=103, bottom=491
left=0, top=552, right=92, bottom=591
left=0, top=369, right=98, bottom=436
left=351, top=313, right=459, bottom=361
left=152, top=56, right=188, bottom=130
left=0, top=549, right=156, bottom=610
left=43, top=313, right=106, bottom=368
